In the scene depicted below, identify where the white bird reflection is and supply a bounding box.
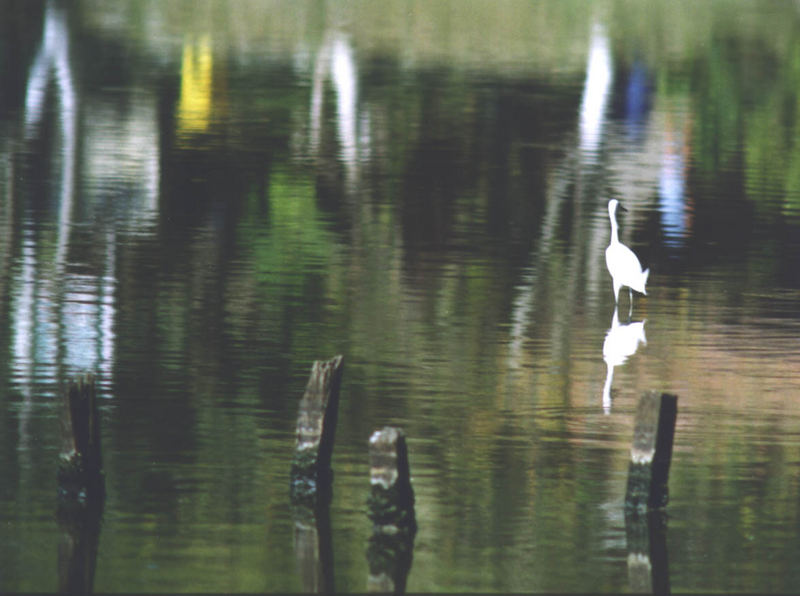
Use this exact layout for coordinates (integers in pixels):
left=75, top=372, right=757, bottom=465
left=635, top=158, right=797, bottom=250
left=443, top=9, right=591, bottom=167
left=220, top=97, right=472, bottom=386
left=602, top=307, right=646, bottom=414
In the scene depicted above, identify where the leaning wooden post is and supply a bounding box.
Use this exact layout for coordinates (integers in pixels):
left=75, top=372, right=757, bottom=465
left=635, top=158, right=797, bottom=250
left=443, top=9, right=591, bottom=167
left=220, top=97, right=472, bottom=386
left=625, top=392, right=678, bottom=513
left=57, top=374, right=105, bottom=595
left=366, top=427, right=416, bottom=594
left=290, top=356, right=342, bottom=592
left=290, top=355, right=344, bottom=507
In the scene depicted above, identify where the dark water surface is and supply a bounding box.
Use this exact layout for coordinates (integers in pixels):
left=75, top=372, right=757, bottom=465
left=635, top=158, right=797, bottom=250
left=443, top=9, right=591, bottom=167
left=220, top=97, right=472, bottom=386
left=3, top=0, right=800, bottom=592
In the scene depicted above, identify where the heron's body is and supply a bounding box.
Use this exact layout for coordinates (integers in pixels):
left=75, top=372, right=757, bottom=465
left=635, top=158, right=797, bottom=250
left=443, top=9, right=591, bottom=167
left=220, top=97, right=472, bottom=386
left=605, top=199, right=649, bottom=303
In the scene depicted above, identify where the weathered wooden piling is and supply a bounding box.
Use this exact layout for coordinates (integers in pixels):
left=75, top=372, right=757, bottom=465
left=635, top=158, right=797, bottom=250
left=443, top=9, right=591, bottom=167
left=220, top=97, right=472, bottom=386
left=57, top=374, right=105, bottom=510
left=56, top=374, right=105, bottom=595
left=367, top=427, right=416, bottom=530
left=290, top=355, right=344, bottom=506
left=625, top=392, right=678, bottom=513
left=366, top=427, right=416, bottom=594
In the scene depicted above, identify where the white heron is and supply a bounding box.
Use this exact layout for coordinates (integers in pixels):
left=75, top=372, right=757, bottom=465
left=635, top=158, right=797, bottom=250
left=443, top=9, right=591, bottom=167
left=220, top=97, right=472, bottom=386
left=605, top=199, right=649, bottom=306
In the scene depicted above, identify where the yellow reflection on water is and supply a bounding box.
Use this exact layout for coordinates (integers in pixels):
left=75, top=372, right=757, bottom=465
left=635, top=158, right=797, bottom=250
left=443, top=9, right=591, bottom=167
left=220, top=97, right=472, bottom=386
left=177, top=35, right=213, bottom=138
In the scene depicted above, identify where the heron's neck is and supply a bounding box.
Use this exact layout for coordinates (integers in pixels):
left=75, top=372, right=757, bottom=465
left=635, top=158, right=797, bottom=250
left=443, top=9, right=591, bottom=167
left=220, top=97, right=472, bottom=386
left=609, top=211, right=619, bottom=243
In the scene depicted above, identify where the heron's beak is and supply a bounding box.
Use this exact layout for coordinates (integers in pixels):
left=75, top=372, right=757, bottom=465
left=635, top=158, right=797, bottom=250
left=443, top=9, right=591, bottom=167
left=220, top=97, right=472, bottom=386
left=618, top=203, right=628, bottom=213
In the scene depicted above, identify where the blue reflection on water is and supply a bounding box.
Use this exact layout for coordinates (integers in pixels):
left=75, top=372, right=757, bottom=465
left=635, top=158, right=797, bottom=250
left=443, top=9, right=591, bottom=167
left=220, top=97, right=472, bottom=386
left=623, top=60, right=651, bottom=144
left=658, top=130, right=688, bottom=248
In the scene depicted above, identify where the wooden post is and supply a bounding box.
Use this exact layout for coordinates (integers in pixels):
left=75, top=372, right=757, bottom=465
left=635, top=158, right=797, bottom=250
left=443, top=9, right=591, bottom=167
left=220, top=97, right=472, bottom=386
left=625, top=392, right=678, bottom=513
left=56, top=374, right=105, bottom=594
left=290, top=355, right=344, bottom=507
left=290, top=356, right=342, bottom=591
left=366, top=427, right=416, bottom=593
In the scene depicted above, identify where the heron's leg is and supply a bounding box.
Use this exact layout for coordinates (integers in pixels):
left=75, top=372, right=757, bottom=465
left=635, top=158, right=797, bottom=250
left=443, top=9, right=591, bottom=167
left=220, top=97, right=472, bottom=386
left=628, top=289, right=633, bottom=320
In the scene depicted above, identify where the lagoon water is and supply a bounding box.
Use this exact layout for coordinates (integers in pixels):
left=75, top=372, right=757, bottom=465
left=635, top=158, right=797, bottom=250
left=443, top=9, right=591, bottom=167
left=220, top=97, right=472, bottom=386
left=3, top=0, right=800, bottom=592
